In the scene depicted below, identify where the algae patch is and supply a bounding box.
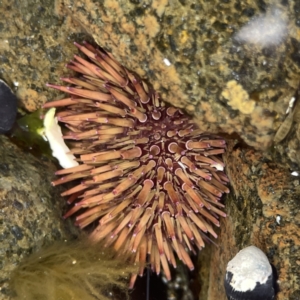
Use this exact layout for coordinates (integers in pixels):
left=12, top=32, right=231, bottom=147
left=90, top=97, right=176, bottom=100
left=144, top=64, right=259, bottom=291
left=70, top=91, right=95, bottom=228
left=10, top=239, right=137, bottom=300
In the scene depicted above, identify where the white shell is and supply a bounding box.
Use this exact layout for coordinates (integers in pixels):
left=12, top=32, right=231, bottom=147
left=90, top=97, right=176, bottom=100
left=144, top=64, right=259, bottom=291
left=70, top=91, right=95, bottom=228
left=226, top=245, right=272, bottom=292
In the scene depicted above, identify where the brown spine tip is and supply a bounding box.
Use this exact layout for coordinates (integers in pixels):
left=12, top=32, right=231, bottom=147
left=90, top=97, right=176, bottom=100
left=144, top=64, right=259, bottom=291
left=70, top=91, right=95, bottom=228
left=73, top=41, right=81, bottom=48
left=46, top=83, right=61, bottom=90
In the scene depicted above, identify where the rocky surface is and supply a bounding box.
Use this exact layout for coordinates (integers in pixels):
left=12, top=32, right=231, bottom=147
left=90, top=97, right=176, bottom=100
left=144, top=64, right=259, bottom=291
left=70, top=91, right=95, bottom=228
left=1, top=0, right=300, bottom=167
left=57, top=0, right=300, bottom=151
left=0, top=0, right=84, bottom=111
left=56, top=0, right=300, bottom=169
left=0, top=80, right=17, bottom=133
left=1, top=1, right=300, bottom=299
left=198, top=142, right=300, bottom=300
left=0, top=135, right=79, bottom=299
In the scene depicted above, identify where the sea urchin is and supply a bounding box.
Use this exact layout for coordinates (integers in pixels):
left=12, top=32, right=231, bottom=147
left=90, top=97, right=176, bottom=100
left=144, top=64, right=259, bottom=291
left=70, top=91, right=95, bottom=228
left=43, top=41, right=229, bottom=287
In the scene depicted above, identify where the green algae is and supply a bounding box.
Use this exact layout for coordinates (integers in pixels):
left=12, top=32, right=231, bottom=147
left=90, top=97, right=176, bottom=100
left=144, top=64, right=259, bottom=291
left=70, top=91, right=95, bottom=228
left=8, top=108, right=53, bottom=158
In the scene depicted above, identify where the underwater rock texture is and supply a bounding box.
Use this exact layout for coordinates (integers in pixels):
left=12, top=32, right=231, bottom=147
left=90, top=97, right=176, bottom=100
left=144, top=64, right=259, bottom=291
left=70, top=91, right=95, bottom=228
left=0, top=135, right=79, bottom=299
left=198, top=142, right=300, bottom=300
left=2, top=0, right=300, bottom=167
left=0, top=0, right=84, bottom=111
left=0, top=80, right=18, bottom=133
left=1, top=1, right=300, bottom=299
left=55, top=0, right=300, bottom=154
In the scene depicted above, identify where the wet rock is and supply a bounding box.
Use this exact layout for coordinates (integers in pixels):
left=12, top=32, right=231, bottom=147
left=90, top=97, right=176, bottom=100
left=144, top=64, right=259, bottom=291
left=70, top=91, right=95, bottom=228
left=0, top=80, right=17, bottom=133
left=0, top=135, right=79, bottom=299
left=1, top=1, right=300, bottom=299
left=198, top=142, right=300, bottom=300
left=1, top=0, right=300, bottom=167
left=0, top=0, right=84, bottom=112
left=55, top=0, right=300, bottom=153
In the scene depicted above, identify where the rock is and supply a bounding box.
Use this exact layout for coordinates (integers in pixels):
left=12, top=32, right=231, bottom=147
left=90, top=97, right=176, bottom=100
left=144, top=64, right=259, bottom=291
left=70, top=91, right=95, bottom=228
left=0, top=135, right=79, bottom=299
left=0, top=0, right=84, bottom=112
left=198, top=142, right=300, bottom=300
left=55, top=0, right=300, bottom=153
left=1, top=1, right=300, bottom=299
left=0, top=80, right=17, bottom=133
left=1, top=0, right=300, bottom=167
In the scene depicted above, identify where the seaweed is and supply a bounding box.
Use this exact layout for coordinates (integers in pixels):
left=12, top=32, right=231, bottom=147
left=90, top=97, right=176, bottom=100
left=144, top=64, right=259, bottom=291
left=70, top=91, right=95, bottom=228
left=10, top=238, right=137, bottom=300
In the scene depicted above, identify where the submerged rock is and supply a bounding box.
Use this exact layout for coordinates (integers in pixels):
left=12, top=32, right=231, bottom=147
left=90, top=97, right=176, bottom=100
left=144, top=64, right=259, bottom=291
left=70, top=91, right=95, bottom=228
left=200, top=143, right=300, bottom=300
left=0, top=80, right=17, bottom=133
left=2, top=0, right=300, bottom=166
left=0, top=135, right=79, bottom=298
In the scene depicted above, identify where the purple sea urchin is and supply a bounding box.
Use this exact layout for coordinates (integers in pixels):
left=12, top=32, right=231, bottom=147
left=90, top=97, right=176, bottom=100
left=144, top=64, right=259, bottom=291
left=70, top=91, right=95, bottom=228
left=44, top=41, right=229, bottom=287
